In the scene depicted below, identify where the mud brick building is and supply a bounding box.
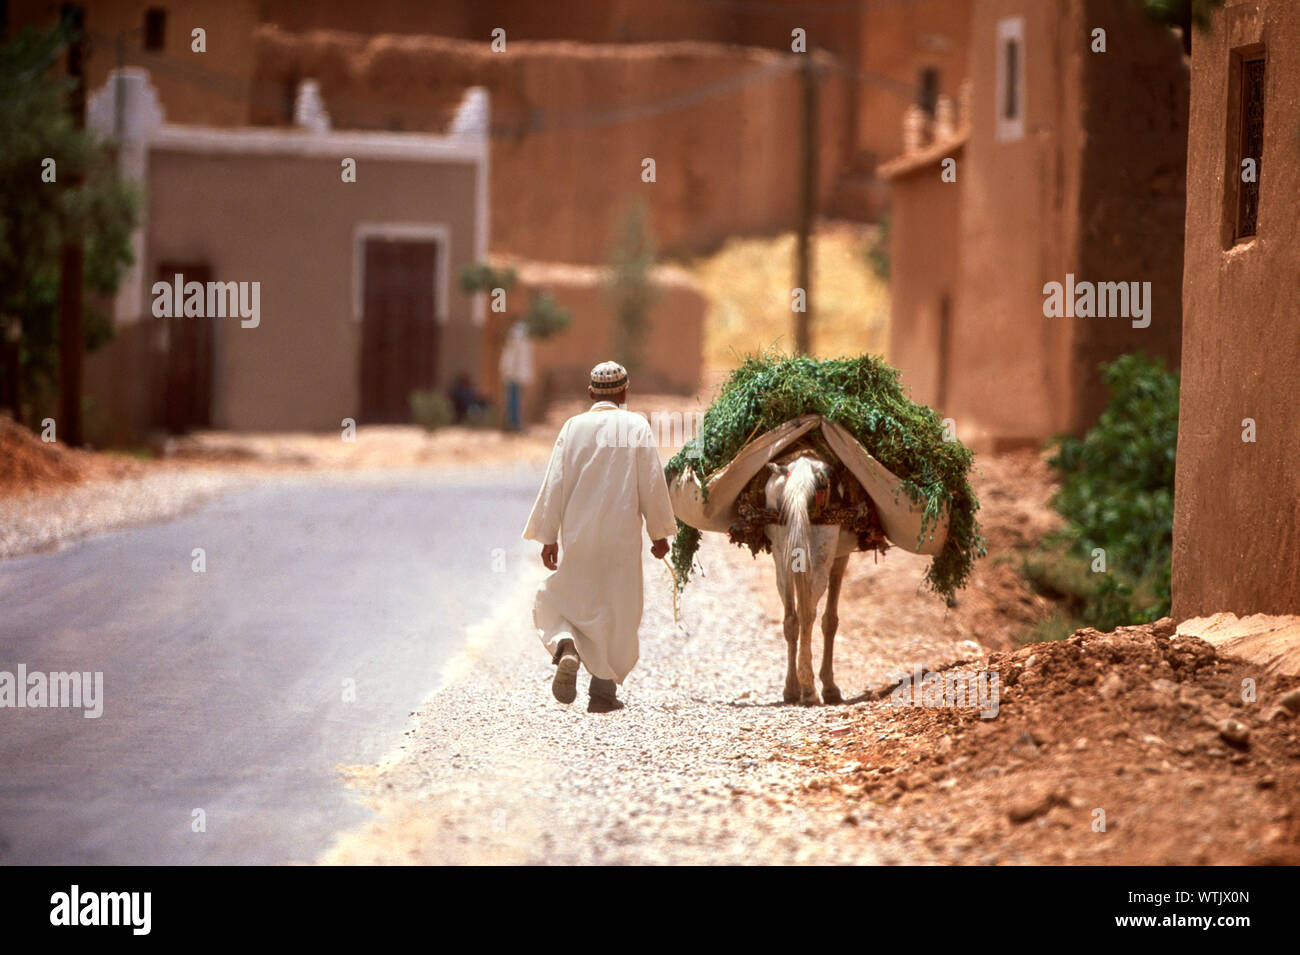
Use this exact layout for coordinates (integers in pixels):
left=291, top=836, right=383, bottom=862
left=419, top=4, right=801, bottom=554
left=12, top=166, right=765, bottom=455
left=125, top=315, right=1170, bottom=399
left=881, top=0, right=1188, bottom=450
left=1172, top=0, right=1300, bottom=618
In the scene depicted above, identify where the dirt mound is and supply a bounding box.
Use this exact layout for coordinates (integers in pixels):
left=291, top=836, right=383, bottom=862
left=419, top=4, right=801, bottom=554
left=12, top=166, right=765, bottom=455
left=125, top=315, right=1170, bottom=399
left=0, top=416, right=142, bottom=497
left=0, top=415, right=89, bottom=496
left=786, top=620, right=1300, bottom=864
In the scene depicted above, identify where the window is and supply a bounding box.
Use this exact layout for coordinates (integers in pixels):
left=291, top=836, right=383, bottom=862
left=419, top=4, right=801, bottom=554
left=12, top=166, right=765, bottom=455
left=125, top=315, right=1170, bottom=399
left=1004, top=42, right=1019, bottom=118
left=918, top=67, right=940, bottom=118
left=143, top=8, right=166, bottom=52
left=1230, top=49, right=1266, bottom=242
left=995, top=17, right=1025, bottom=142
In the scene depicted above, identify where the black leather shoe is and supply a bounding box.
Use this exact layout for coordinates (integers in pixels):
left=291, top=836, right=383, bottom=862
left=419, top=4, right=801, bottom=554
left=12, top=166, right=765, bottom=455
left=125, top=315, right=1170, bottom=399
left=587, top=694, right=625, bottom=713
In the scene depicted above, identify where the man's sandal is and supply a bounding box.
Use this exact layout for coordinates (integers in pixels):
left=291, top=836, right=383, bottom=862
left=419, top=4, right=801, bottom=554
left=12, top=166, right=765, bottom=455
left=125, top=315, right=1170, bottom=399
left=552, top=647, right=580, bottom=704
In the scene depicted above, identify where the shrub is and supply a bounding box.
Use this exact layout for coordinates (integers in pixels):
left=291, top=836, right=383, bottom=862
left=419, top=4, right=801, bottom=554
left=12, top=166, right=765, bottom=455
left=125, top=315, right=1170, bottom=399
left=1044, top=353, right=1179, bottom=625
left=410, top=390, right=455, bottom=432
left=606, top=200, right=658, bottom=371
left=523, top=291, right=571, bottom=339
left=459, top=263, right=516, bottom=295
left=864, top=213, right=890, bottom=281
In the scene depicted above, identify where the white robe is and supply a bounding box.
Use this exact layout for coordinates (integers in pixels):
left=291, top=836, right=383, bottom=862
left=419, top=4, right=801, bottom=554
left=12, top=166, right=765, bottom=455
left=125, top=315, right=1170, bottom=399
left=522, top=402, right=678, bottom=683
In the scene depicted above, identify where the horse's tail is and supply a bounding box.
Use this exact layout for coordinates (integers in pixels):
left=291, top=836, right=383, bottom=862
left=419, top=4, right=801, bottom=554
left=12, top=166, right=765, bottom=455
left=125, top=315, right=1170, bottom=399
left=779, top=458, right=818, bottom=575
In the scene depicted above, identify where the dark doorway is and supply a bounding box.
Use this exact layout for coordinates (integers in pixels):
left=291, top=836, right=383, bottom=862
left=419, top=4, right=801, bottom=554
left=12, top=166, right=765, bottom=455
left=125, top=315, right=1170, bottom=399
left=359, top=239, right=440, bottom=423
left=155, top=262, right=214, bottom=434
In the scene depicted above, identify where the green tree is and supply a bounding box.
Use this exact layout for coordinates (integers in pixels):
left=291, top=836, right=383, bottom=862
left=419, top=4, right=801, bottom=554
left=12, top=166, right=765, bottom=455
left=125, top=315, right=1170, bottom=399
left=1133, top=0, right=1227, bottom=53
left=605, top=200, right=658, bottom=372
left=864, top=213, right=890, bottom=281
left=0, top=23, right=138, bottom=424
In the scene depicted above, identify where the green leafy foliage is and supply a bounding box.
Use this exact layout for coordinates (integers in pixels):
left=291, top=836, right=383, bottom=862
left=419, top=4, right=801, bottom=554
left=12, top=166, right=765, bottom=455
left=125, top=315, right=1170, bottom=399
left=864, top=213, right=890, bottom=281
left=606, top=200, right=658, bottom=372
left=522, top=290, right=571, bottom=340
left=1133, top=0, right=1224, bottom=31
left=458, top=263, right=517, bottom=294
left=1045, top=353, right=1178, bottom=626
left=664, top=352, right=984, bottom=600
left=0, top=23, right=139, bottom=421
left=1131, top=0, right=1227, bottom=53
left=409, top=389, right=455, bottom=431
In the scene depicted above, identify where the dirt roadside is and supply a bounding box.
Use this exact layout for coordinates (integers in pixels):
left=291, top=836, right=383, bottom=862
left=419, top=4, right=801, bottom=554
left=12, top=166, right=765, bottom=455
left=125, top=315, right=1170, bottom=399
left=10, top=408, right=1295, bottom=864
left=318, top=448, right=1299, bottom=864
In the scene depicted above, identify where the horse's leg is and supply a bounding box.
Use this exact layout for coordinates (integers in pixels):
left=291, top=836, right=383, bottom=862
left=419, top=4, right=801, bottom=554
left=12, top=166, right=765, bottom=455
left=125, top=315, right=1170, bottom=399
left=774, top=547, right=801, bottom=703
left=795, top=572, right=819, bottom=705
left=783, top=599, right=801, bottom=704
left=820, top=554, right=850, bottom=704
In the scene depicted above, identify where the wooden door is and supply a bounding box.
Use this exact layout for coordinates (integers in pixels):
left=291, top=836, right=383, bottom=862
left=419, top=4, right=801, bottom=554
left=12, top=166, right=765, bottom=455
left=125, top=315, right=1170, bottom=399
left=359, top=240, right=440, bottom=423
left=156, top=262, right=214, bottom=434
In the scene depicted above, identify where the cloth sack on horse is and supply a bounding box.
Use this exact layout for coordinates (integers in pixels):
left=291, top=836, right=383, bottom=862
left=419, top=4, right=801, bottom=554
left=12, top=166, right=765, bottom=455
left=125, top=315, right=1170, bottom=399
left=667, top=413, right=949, bottom=556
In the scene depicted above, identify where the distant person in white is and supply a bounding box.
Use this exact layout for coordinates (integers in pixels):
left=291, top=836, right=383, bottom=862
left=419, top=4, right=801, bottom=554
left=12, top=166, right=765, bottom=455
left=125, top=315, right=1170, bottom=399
left=523, top=361, right=677, bottom=712
left=499, top=319, right=534, bottom=431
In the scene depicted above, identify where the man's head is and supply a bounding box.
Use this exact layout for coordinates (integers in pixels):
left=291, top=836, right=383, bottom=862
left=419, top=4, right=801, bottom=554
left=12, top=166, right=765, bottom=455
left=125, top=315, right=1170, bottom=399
left=588, top=360, right=628, bottom=405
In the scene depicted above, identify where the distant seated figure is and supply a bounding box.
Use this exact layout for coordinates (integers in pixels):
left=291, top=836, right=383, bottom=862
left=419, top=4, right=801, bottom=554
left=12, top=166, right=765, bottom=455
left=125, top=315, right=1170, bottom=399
left=449, top=373, right=488, bottom=423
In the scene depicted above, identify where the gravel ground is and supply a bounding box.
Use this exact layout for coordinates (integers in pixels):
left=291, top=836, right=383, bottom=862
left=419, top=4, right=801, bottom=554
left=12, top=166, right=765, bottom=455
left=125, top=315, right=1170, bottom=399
left=320, top=535, right=970, bottom=865
left=0, top=470, right=251, bottom=559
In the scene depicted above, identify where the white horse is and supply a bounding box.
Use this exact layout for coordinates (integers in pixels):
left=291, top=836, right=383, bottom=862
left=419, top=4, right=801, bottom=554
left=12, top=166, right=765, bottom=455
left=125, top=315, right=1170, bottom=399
left=764, top=454, right=859, bottom=705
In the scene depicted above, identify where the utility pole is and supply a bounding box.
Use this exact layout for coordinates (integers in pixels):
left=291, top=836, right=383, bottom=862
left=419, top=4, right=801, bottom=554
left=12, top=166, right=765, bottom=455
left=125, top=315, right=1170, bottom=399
left=794, top=53, right=818, bottom=356
left=58, top=4, right=86, bottom=446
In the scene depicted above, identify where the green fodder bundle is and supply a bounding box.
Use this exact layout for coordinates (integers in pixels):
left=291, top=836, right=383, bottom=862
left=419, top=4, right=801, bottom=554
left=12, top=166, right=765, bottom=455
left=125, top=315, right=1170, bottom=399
left=665, top=353, right=984, bottom=600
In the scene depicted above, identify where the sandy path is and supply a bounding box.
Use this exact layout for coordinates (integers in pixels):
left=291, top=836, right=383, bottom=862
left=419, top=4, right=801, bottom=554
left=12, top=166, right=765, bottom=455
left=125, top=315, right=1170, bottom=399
left=318, top=529, right=975, bottom=865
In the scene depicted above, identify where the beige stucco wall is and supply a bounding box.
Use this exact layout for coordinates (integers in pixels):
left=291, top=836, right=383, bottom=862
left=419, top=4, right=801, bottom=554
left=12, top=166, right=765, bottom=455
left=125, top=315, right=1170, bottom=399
left=1173, top=0, right=1300, bottom=618
left=94, top=145, right=484, bottom=433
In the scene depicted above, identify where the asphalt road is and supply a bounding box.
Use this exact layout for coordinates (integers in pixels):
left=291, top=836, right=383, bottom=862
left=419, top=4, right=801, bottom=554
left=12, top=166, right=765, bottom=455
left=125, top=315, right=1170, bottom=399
left=0, top=466, right=542, bottom=864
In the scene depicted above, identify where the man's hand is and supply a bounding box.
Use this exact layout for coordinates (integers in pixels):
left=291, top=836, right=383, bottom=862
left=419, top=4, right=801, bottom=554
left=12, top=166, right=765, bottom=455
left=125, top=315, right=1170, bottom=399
left=541, top=543, right=559, bottom=570
left=650, top=538, right=670, bottom=560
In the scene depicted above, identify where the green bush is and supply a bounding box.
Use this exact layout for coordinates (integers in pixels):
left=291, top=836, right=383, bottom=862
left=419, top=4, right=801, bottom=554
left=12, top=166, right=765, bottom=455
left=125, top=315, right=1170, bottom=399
left=606, top=200, right=658, bottom=371
left=864, top=213, right=890, bottom=281
left=410, top=390, right=455, bottom=432
left=459, top=263, right=516, bottom=294
left=523, top=291, right=572, bottom=339
left=1044, top=353, right=1179, bottom=626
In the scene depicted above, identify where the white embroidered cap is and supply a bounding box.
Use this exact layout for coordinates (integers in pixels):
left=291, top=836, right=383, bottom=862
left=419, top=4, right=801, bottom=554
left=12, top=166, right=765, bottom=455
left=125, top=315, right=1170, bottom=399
left=590, top=360, right=629, bottom=395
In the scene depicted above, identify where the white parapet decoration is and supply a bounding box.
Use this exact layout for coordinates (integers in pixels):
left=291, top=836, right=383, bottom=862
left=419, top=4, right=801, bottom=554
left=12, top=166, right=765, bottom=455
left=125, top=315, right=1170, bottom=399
left=450, top=86, right=490, bottom=140
left=87, top=68, right=164, bottom=326
left=293, top=79, right=331, bottom=133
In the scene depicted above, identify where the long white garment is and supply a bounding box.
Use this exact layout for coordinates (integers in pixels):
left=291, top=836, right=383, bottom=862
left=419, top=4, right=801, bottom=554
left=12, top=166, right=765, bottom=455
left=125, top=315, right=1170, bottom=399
left=498, top=321, right=535, bottom=385
left=522, top=402, right=678, bottom=683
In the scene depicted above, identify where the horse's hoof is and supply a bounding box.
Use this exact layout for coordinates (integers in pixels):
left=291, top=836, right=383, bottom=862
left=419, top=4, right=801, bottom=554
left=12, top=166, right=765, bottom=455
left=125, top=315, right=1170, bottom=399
left=783, top=687, right=801, bottom=704
left=800, top=688, right=820, bottom=706
left=822, top=685, right=843, bottom=705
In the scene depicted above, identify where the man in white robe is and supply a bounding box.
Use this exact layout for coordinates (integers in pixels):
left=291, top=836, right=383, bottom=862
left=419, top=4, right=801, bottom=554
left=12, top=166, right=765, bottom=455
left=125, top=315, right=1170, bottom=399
left=522, top=361, right=678, bottom=712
